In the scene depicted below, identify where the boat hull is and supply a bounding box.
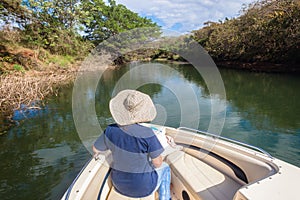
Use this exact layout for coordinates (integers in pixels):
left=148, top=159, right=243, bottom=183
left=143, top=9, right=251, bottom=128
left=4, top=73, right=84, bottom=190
left=62, top=124, right=300, bottom=200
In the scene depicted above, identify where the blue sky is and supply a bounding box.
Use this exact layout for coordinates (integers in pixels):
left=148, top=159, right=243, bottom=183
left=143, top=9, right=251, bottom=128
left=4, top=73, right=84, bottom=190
left=115, top=0, right=254, bottom=33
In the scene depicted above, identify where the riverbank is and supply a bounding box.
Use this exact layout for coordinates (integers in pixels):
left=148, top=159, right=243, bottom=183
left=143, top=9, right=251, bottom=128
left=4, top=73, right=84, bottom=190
left=1, top=52, right=298, bottom=134
left=0, top=27, right=83, bottom=133
left=0, top=66, right=78, bottom=133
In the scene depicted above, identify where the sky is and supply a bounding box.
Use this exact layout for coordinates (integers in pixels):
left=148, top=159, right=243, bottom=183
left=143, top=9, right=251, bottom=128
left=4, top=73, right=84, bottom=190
left=115, top=0, right=254, bottom=33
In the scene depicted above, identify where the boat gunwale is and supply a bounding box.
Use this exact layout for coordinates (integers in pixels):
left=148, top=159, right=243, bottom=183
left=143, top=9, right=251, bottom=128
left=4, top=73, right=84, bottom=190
left=177, top=126, right=272, bottom=158
left=63, top=157, right=93, bottom=200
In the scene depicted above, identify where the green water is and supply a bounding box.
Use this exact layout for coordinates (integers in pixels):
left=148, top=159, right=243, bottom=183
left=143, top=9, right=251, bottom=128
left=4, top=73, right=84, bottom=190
left=0, top=62, right=299, bottom=199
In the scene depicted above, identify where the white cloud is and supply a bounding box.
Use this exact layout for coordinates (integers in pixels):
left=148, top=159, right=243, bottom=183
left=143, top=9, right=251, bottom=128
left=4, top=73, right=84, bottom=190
left=115, top=0, right=253, bottom=33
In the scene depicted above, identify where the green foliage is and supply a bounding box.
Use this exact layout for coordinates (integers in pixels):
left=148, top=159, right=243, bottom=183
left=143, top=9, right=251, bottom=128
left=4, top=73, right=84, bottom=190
left=21, top=25, right=93, bottom=57
left=193, top=0, right=300, bottom=64
left=25, top=0, right=82, bottom=30
left=1, top=56, right=13, bottom=63
left=13, top=64, right=25, bottom=72
left=1, top=0, right=93, bottom=57
left=20, top=0, right=93, bottom=57
left=1, top=0, right=159, bottom=62
left=0, top=0, right=29, bottom=25
left=80, top=0, right=159, bottom=44
left=48, top=55, right=75, bottom=68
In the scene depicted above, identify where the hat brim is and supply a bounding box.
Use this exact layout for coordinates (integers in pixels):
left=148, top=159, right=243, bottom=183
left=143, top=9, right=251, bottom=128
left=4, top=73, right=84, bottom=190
left=109, top=90, right=157, bottom=126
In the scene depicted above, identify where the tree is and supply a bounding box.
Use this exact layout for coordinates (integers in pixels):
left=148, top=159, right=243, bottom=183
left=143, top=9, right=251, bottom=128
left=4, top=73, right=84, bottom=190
left=0, top=0, right=29, bottom=26
left=1, top=0, right=159, bottom=57
left=21, top=0, right=92, bottom=56
left=80, top=0, right=159, bottom=44
left=193, top=0, right=300, bottom=64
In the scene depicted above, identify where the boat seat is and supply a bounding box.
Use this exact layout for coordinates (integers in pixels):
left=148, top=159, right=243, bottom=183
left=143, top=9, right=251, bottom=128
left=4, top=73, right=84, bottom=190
left=166, top=151, right=242, bottom=200
left=107, top=186, right=156, bottom=200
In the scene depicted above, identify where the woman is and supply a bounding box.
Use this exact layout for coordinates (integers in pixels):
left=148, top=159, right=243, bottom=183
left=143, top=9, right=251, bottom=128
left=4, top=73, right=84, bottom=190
left=93, top=90, right=171, bottom=200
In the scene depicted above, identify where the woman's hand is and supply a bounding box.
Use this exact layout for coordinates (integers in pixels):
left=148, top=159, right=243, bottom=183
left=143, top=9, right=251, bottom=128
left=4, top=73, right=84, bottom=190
left=166, top=136, right=176, bottom=147
left=92, top=145, right=101, bottom=160
left=152, top=155, right=163, bottom=168
left=166, top=135, right=183, bottom=150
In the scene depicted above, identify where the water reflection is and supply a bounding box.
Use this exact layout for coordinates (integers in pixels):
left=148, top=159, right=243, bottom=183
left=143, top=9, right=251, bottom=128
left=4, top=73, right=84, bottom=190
left=97, top=63, right=223, bottom=131
left=221, top=69, right=300, bottom=132
left=170, top=64, right=299, bottom=133
left=0, top=85, right=89, bottom=200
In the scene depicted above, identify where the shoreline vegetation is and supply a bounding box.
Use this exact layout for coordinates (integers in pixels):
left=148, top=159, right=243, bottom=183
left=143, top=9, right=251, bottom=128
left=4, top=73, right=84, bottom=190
left=192, top=0, right=300, bottom=69
left=0, top=68, right=77, bottom=133
left=0, top=0, right=299, bottom=132
left=0, top=68, right=76, bottom=116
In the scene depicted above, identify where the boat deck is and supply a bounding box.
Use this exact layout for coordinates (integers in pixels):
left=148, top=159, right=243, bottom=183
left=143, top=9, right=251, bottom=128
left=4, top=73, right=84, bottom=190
left=166, top=150, right=243, bottom=200
left=103, top=148, right=244, bottom=200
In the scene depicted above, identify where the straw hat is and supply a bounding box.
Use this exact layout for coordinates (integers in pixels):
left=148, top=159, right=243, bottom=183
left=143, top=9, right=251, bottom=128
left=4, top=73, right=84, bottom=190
left=109, top=90, right=157, bottom=126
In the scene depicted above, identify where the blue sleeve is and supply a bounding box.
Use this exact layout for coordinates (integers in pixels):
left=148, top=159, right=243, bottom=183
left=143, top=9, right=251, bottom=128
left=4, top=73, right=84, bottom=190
left=94, top=130, right=108, bottom=151
left=148, top=135, right=164, bottom=159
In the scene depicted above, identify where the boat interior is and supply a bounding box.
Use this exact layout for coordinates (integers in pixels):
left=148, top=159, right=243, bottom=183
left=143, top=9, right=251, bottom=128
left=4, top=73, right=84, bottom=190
left=64, top=125, right=280, bottom=200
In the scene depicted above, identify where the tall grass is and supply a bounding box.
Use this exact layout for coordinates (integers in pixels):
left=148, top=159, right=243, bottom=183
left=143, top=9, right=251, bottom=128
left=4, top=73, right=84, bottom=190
left=0, top=70, right=75, bottom=118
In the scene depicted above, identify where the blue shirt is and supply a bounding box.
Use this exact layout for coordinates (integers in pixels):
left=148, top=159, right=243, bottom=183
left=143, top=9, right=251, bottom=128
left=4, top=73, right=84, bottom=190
left=94, top=123, right=164, bottom=198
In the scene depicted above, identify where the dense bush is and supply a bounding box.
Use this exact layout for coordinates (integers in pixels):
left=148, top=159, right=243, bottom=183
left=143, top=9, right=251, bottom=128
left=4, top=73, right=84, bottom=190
left=21, top=24, right=93, bottom=58
left=193, top=0, right=300, bottom=64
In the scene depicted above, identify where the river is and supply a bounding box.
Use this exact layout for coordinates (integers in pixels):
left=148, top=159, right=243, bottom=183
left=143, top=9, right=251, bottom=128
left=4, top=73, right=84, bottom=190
left=0, top=62, right=299, bottom=199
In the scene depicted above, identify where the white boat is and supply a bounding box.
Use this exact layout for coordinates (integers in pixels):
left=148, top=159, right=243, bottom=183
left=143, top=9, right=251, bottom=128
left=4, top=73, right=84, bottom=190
left=62, top=124, right=300, bottom=200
